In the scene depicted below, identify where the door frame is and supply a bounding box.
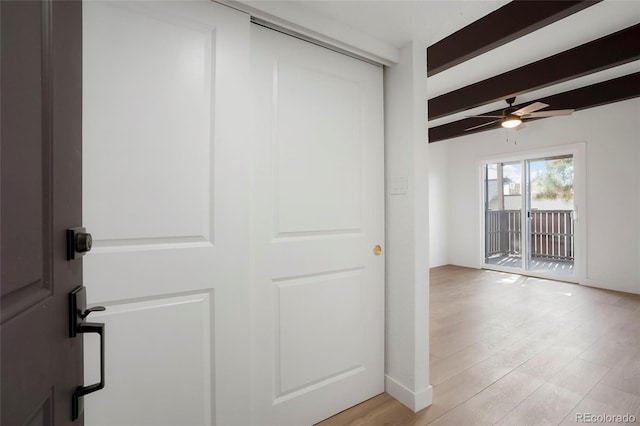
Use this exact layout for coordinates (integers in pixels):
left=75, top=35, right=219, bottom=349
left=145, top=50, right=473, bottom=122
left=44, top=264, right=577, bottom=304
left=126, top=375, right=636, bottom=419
left=478, top=142, right=586, bottom=284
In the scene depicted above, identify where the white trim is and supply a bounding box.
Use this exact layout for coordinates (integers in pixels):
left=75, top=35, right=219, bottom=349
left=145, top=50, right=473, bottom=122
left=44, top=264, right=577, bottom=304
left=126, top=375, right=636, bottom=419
left=477, top=142, right=587, bottom=285
left=385, top=375, right=433, bottom=412
left=481, top=263, right=580, bottom=284
left=585, top=278, right=638, bottom=295
left=250, top=18, right=383, bottom=67
left=217, top=0, right=399, bottom=65
left=476, top=142, right=586, bottom=164
left=478, top=163, right=487, bottom=270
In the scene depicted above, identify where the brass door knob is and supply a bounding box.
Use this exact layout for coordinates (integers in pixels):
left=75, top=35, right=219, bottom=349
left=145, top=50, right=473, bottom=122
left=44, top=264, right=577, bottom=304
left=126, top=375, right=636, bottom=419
left=373, top=245, right=382, bottom=256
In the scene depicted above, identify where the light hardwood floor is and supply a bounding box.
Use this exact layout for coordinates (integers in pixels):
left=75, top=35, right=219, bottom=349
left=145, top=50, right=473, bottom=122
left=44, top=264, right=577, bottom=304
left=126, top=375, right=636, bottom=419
left=317, top=265, right=640, bottom=425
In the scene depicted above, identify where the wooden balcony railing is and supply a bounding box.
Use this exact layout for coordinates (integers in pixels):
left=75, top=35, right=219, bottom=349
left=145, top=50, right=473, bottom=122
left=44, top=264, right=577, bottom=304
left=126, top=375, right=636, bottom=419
left=486, top=210, right=574, bottom=260
left=486, top=210, right=521, bottom=257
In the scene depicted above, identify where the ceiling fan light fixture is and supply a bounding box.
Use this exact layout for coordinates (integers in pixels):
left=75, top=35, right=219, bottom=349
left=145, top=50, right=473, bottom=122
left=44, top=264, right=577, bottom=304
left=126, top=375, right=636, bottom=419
left=501, top=116, right=522, bottom=128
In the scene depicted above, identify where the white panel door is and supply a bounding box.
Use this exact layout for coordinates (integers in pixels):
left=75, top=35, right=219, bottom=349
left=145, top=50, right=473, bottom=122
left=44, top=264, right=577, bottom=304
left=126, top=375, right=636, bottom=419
left=82, top=2, right=250, bottom=425
left=251, top=25, right=385, bottom=425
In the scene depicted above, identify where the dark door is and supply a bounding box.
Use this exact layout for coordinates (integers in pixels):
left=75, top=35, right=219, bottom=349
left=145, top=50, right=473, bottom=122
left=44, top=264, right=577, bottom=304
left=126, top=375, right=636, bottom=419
left=1, top=0, right=84, bottom=424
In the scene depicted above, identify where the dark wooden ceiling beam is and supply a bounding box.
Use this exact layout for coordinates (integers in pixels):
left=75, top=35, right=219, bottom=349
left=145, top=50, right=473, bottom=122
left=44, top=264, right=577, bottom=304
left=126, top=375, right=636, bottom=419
left=427, top=0, right=601, bottom=77
left=428, top=72, right=640, bottom=143
left=428, top=23, right=640, bottom=120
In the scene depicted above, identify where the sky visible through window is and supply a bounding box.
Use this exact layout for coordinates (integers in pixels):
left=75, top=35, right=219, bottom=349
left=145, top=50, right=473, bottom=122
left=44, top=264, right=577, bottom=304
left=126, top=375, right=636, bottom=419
left=487, top=159, right=566, bottom=186
left=487, top=157, right=574, bottom=211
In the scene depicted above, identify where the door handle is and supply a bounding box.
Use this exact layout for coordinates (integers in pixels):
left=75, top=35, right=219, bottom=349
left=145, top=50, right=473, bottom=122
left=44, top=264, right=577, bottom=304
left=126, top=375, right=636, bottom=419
left=69, top=286, right=106, bottom=420
left=80, top=306, right=106, bottom=319
left=72, top=322, right=105, bottom=420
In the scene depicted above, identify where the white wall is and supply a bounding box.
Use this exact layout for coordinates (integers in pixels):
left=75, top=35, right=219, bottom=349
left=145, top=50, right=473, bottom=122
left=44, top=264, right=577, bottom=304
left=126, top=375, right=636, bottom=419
left=429, top=98, right=640, bottom=295
left=384, top=41, right=432, bottom=411
left=428, top=141, right=449, bottom=267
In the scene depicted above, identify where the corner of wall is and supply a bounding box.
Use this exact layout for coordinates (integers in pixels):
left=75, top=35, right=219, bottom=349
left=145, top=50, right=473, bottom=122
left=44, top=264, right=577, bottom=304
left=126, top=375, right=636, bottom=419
left=385, top=375, right=433, bottom=412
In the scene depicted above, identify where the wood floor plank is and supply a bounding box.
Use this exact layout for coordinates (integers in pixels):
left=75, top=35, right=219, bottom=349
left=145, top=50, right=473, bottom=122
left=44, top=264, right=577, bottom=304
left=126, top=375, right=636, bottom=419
left=429, top=342, right=495, bottom=385
left=412, top=370, right=487, bottom=423
left=316, top=393, right=414, bottom=426
left=560, top=382, right=640, bottom=425
left=548, top=359, right=609, bottom=395
left=516, top=344, right=586, bottom=382
left=488, top=370, right=546, bottom=401
left=579, top=327, right=640, bottom=368
left=495, top=383, right=584, bottom=426
left=430, top=370, right=545, bottom=426
left=600, top=347, right=640, bottom=396
left=429, top=387, right=519, bottom=426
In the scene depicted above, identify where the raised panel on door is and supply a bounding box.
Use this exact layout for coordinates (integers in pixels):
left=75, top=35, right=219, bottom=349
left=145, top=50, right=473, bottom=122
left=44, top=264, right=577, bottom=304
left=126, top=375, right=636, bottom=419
left=275, top=269, right=365, bottom=397
left=1, top=0, right=50, bottom=318
left=82, top=2, right=251, bottom=424
left=275, top=61, right=363, bottom=235
left=251, top=25, right=384, bottom=425
left=83, top=293, right=212, bottom=426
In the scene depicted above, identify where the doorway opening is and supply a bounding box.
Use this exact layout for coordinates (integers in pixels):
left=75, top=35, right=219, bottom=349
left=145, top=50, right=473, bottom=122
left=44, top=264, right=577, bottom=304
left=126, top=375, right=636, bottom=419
left=484, top=155, right=575, bottom=278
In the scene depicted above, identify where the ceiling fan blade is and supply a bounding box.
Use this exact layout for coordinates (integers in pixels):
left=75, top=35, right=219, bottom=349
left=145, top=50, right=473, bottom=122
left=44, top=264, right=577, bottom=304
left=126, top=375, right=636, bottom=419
left=467, top=114, right=504, bottom=118
left=523, top=109, right=574, bottom=118
left=513, top=102, right=549, bottom=116
left=515, top=122, right=526, bottom=131
left=465, top=119, right=500, bottom=131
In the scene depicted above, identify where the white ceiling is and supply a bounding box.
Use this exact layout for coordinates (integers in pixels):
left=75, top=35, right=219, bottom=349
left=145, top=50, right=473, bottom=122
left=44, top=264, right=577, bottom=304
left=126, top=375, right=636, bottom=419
left=282, top=0, right=509, bottom=48
left=238, top=0, right=510, bottom=63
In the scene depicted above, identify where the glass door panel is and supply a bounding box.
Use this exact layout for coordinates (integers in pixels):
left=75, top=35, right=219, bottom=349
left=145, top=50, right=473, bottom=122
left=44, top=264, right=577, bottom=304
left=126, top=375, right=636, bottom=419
left=526, top=156, right=575, bottom=276
left=484, top=162, right=522, bottom=269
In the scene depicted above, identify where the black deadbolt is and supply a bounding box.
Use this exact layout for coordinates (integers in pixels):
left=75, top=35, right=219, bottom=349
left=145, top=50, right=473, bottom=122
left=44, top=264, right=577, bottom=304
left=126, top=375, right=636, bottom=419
left=76, top=232, right=92, bottom=253
left=67, top=227, right=92, bottom=260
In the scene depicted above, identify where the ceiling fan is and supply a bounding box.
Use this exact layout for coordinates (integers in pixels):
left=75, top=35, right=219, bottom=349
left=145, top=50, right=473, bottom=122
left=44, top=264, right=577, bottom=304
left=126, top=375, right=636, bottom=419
left=465, top=97, right=574, bottom=131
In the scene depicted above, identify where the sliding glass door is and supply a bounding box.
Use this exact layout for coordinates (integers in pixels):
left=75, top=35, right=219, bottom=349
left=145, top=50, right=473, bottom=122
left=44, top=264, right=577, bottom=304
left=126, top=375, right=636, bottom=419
left=484, top=155, right=575, bottom=278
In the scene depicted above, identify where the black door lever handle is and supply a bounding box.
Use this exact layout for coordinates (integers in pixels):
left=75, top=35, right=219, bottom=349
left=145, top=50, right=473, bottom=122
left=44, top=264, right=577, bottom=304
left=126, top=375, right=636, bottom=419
left=79, top=306, right=106, bottom=319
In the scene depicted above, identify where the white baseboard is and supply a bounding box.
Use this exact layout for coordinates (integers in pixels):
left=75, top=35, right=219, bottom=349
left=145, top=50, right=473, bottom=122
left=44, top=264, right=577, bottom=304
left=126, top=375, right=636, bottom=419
left=384, top=375, right=433, bottom=412
left=585, top=277, right=640, bottom=295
